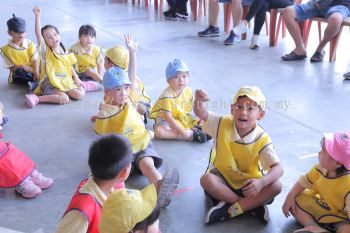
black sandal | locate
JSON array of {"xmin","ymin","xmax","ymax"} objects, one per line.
[
  {"xmin": 281, "ymin": 51, "xmax": 307, "ymax": 61},
  {"xmin": 310, "ymin": 51, "xmax": 325, "ymax": 62}
]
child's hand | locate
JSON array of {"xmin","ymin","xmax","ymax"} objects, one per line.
[
  {"xmin": 75, "ymin": 79, "xmax": 82, "ymax": 87},
  {"xmin": 22, "ymin": 65, "xmax": 33, "ymax": 73},
  {"xmin": 195, "ymin": 89, "xmax": 210, "ymax": 102},
  {"xmin": 282, "ymin": 195, "xmax": 296, "ymax": 218},
  {"xmin": 33, "ymin": 6, "xmax": 41, "ymax": 16},
  {"xmin": 242, "ymin": 179, "xmax": 263, "ymax": 197},
  {"xmin": 124, "ymin": 34, "xmax": 138, "ymax": 53}
]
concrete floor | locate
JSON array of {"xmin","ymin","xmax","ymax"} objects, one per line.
[{"xmin": 0, "ymin": 0, "xmax": 350, "ymax": 232}]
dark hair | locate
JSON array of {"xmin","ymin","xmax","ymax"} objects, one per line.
[
  {"xmin": 88, "ymin": 134, "xmax": 133, "ymax": 180},
  {"xmin": 132, "ymin": 205, "xmax": 160, "ymax": 232},
  {"xmin": 79, "ymin": 24, "xmax": 96, "ymax": 38},
  {"xmin": 41, "ymin": 24, "xmax": 66, "ymax": 52},
  {"xmin": 336, "ymin": 164, "xmax": 348, "ymax": 175}
]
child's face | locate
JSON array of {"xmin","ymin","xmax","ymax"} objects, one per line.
[
  {"xmin": 8, "ymin": 31, "xmax": 26, "ymax": 45},
  {"xmin": 167, "ymin": 71, "xmax": 189, "ymax": 93},
  {"xmin": 231, "ymin": 96, "xmax": 265, "ymax": 137},
  {"xmin": 42, "ymin": 27, "xmax": 61, "ymax": 49},
  {"xmin": 79, "ymin": 34, "xmax": 95, "ymax": 48},
  {"xmin": 318, "ymin": 143, "xmax": 341, "ymax": 172},
  {"xmin": 105, "ymin": 84, "xmax": 130, "ymax": 106}
]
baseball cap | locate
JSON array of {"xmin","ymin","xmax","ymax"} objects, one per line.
[
  {"xmin": 165, "ymin": 59, "xmax": 189, "ymax": 80},
  {"xmin": 99, "ymin": 184, "xmax": 157, "ymax": 233},
  {"xmin": 233, "ymin": 86, "xmax": 266, "ymax": 111},
  {"xmin": 7, "ymin": 14, "xmax": 26, "ymax": 33},
  {"xmin": 105, "ymin": 45, "xmax": 129, "ymax": 70},
  {"xmin": 323, "ymin": 130, "xmax": 350, "ymax": 170},
  {"xmin": 103, "ymin": 67, "xmax": 131, "ymax": 90}
]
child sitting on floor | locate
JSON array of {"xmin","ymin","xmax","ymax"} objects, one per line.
[
  {"xmin": 283, "ymin": 130, "xmax": 350, "ymax": 233},
  {"xmin": 0, "ymin": 14, "xmax": 39, "ymax": 91},
  {"xmin": 70, "ymin": 24, "xmax": 104, "ymax": 83},
  {"xmin": 0, "ymin": 102, "xmax": 53, "ymax": 198},
  {"xmin": 149, "ymin": 59, "xmax": 209, "ymax": 143},
  {"xmin": 194, "ymin": 86, "xmax": 283, "ymax": 224}
]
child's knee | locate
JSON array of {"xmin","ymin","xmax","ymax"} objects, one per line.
[
  {"xmin": 154, "ymin": 125, "xmax": 165, "ymax": 138},
  {"xmin": 270, "ymin": 180, "xmax": 282, "ymax": 196},
  {"xmin": 200, "ymin": 174, "xmax": 214, "ymax": 189}
]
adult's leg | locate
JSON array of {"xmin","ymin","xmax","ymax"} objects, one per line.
[
  {"xmin": 252, "ymin": 1, "xmax": 269, "ymax": 35},
  {"xmin": 209, "ymin": 0, "xmax": 220, "ymax": 26},
  {"xmin": 245, "ymin": 0, "xmax": 266, "ymax": 23},
  {"xmin": 231, "ymin": 0, "xmax": 242, "ymax": 28}
]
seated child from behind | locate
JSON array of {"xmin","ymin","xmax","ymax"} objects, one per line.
[
  {"xmin": 55, "ymin": 134, "xmax": 129, "ymax": 233},
  {"xmin": 0, "ymin": 102, "xmax": 53, "ymax": 199},
  {"xmin": 70, "ymin": 24, "xmax": 104, "ymax": 83},
  {"xmin": 282, "ymin": 131, "xmax": 350, "ymax": 233},
  {"xmin": 94, "ymin": 67, "xmax": 179, "ymax": 208},
  {"xmin": 149, "ymin": 59, "xmax": 210, "ymax": 143},
  {"xmin": 194, "ymin": 86, "xmax": 283, "ymax": 224},
  {"xmin": 0, "ymin": 14, "xmax": 39, "ymax": 91},
  {"xmin": 99, "ymin": 184, "xmax": 161, "ymax": 233}
]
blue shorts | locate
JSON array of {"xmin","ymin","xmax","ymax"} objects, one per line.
[{"xmin": 294, "ymin": 1, "xmax": 350, "ymax": 22}]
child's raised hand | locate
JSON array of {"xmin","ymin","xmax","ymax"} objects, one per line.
[
  {"xmin": 195, "ymin": 89, "xmax": 210, "ymax": 102},
  {"xmin": 124, "ymin": 34, "xmax": 138, "ymax": 53},
  {"xmin": 33, "ymin": 6, "xmax": 41, "ymax": 16}
]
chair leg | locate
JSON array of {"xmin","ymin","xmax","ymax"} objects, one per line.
[
  {"xmin": 317, "ymin": 21, "xmax": 322, "ymax": 43},
  {"xmin": 269, "ymin": 9, "xmax": 277, "ymax": 47},
  {"xmin": 191, "ymin": 0, "xmax": 198, "ymax": 21},
  {"xmin": 265, "ymin": 15, "xmax": 269, "ymax": 35},
  {"xmin": 274, "ymin": 14, "xmax": 283, "ymax": 47},
  {"xmin": 301, "ymin": 19, "xmax": 311, "ymax": 47},
  {"xmin": 329, "ymin": 26, "xmax": 343, "ymax": 62}
]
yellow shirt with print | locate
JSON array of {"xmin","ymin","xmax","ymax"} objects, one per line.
[{"xmin": 70, "ymin": 42, "xmax": 103, "ymax": 73}]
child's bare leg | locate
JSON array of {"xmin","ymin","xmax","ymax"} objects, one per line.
[
  {"xmin": 292, "ymin": 204, "xmax": 322, "ymax": 228},
  {"xmin": 200, "ymin": 173, "xmax": 240, "ymax": 203},
  {"xmin": 138, "ymin": 157, "xmax": 162, "ymax": 185},
  {"xmin": 85, "ymin": 68, "xmax": 102, "ymax": 82},
  {"xmin": 66, "ymin": 87, "xmax": 85, "ymax": 100},
  {"xmin": 39, "ymin": 93, "xmax": 70, "ymax": 105},
  {"xmin": 154, "ymin": 124, "xmax": 191, "ymax": 140},
  {"xmin": 238, "ymin": 180, "xmax": 282, "ymax": 211},
  {"xmin": 337, "ymin": 223, "xmax": 350, "ymax": 233}
]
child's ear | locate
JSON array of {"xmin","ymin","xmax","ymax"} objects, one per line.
[
  {"xmin": 118, "ymin": 164, "xmax": 131, "ymax": 180},
  {"xmin": 257, "ymin": 110, "xmax": 265, "ymax": 120}
]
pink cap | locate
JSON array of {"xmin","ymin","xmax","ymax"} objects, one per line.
[{"xmin": 324, "ymin": 130, "xmax": 350, "ymax": 170}]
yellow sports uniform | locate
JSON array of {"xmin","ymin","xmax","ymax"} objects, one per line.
[
  {"xmin": 35, "ymin": 43, "xmax": 77, "ymax": 95},
  {"xmin": 149, "ymin": 86, "xmax": 196, "ymax": 129},
  {"xmin": 70, "ymin": 42, "xmax": 103, "ymax": 73},
  {"xmin": 296, "ymin": 165, "xmax": 350, "ymax": 224},
  {"xmin": 94, "ymin": 99, "xmax": 151, "ymax": 153},
  {"xmin": 0, "ymin": 39, "xmax": 38, "ymax": 82},
  {"xmin": 133, "ymin": 78, "xmax": 151, "ymax": 108}
]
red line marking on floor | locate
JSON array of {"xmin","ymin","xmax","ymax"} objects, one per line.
[{"xmin": 174, "ymin": 187, "xmax": 194, "ymax": 194}]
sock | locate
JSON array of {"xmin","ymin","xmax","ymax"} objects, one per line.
[
  {"xmin": 233, "ymin": 25, "xmax": 241, "ymax": 35},
  {"xmin": 228, "ymin": 202, "xmax": 244, "ymax": 218}
]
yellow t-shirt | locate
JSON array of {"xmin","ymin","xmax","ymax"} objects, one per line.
[
  {"xmin": 70, "ymin": 42, "xmax": 103, "ymax": 73},
  {"xmin": 149, "ymin": 86, "xmax": 196, "ymax": 129}
]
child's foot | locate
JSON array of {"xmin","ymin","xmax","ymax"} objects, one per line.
[
  {"xmin": 293, "ymin": 225, "xmax": 330, "ymax": 233},
  {"xmin": 25, "ymin": 94, "xmax": 39, "ymax": 108},
  {"xmin": 30, "ymin": 170, "xmax": 53, "ymax": 190},
  {"xmin": 343, "ymin": 72, "xmax": 350, "ymax": 80},
  {"xmin": 205, "ymin": 201, "xmax": 231, "ymax": 223},
  {"xmin": 176, "ymin": 9, "xmax": 188, "ymax": 18},
  {"xmin": 250, "ymin": 204, "xmax": 269, "ymax": 222},
  {"xmin": 81, "ymin": 81, "xmax": 98, "ymax": 92},
  {"xmin": 250, "ymin": 35, "xmax": 260, "ymax": 49},
  {"xmin": 15, "ymin": 177, "xmax": 42, "ymax": 199},
  {"xmin": 163, "ymin": 10, "xmax": 177, "ymax": 20},
  {"xmin": 157, "ymin": 168, "xmax": 179, "ymax": 208}
]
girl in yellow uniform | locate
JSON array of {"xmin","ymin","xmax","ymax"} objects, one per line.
[
  {"xmin": 70, "ymin": 24, "xmax": 103, "ymax": 84},
  {"xmin": 149, "ymin": 59, "xmax": 209, "ymax": 143},
  {"xmin": 283, "ymin": 131, "xmax": 350, "ymax": 233},
  {"xmin": 25, "ymin": 6, "xmax": 89, "ymax": 108}
]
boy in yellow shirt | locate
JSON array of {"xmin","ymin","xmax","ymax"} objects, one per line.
[
  {"xmin": 0, "ymin": 14, "xmax": 39, "ymax": 91},
  {"xmin": 194, "ymin": 86, "xmax": 283, "ymax": 224}
]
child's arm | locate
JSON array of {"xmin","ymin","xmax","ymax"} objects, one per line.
[
  {"xmin": 282, "ymin": 182, "xmax": 305, "ymax": 218},
  {"xmin": 194, "ymin": 89, "xmax": 210, "ymax": 121},
  {"xmin": 96, "ymin": 61, "xmax": 104, "ymax": 81},
  {"xmin": 242, "ymin": 163, "xmax": 283, "ymax": 198},
  {"xmin": 71, "ymin": 67, "xmax": 81, "ymax": 86},
  {"xmin": 33, "ymin": 6, "xmax": 44, "ymax": 46},
  {"xmin": 31, "ymin": 59, "xmax": 40, "ymax": 81},
  {"xmin": 124, "ymin": 34, "xmax": 137, "ymax": 90},
  {"xmin": 162, "ymin": 111, "xmax": 191, "ymax": 139}
]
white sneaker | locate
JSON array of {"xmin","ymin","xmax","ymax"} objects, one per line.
[{"xmin": 250, "ymin": 35, "xmax": 260, "ymax": 49}]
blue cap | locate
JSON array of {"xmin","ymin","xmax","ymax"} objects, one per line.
[
  {"xmin": 103, "ymin": 67, "xmax": 131, "ymax": 90},
  {"xmin": 165, "ymin": 59, "xmax": 189, "ymax": 80},
  {"xmin": 7, "ymin": 14, "xmax": 26, "ymax": 33}
]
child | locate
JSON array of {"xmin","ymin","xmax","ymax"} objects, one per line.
[
  {"xmin": 0, "ymin": 102, "xmax": 53, "ymax": 198},
  {"xmin": 193, "ymin": 86, "xmax": 283, "ymax": 224},
  {"xmin": 55, "ymin": 134, "xmax": 129, "ymax": 233},
  {"xmin": 282, "ymin": 131, "xmax": 350, "ymax": 233},
  {"xmin": 25, "ymin": 6, "xmax": 97, "ymax": 108},
  {"xmin": 149, "ymin": 59, "xmax": 209, "ymax": 143},
  {"xmin": 0, "ymin": 14, "xmax": 39, "ymax": 91},
  {"xmin": 94, "ymin": 67, "xmax": 179, "ymax": 208},
  {"xmin": 103, "ymin": 35, "xmax": 151, "ymax": 121},
  {"xmin": 99, "ymin": 184, "xmax": 161, "ymax": 233},
  {"xmin": 70, "ymin": 24, "xmax": 104, "ymax": 83}
]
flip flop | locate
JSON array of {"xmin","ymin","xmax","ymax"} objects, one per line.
[
  {"xmin": 293, "ymin": 225, "xmax": 330, "ymax": 233},
  {"xmin": 310, "ymin": 51, "xmax": 325, "ymax": 62},
  {"xmin": 281, "ymin": 51, "xmax": 307, "ymax": 61}
]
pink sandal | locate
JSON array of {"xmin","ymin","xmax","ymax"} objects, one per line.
[{"xmin": 294, "ymin": 225, "xmax": 330, "ymax": 233}]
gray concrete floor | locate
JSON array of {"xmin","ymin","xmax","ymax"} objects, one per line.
[{"xmin": 0, "ymin": 0, "xmax": 350, "ymax": 232}]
